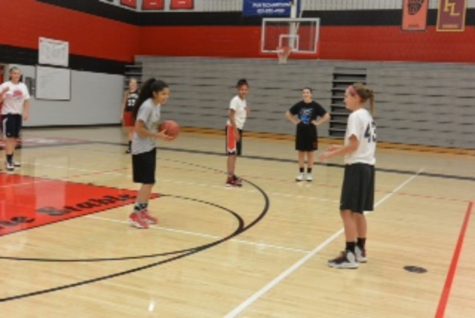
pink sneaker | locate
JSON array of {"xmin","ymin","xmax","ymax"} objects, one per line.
[
  {"xmin": 225, "ymin": 176, "xmax": 242, "ymax": 187},
  {"xmin": 140, "ymin": 210, "xmax": 158, "ymax": 225},
  {"xmin": 129, "ymin": 212, "xmax": 149, "ymax": 229}
]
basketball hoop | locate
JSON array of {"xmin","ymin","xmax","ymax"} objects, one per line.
[{"xmin": 277, "ymin": 46, "xmax": 292, "ymax": 64}]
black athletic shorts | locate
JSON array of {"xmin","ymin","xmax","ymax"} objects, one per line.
[
  {"xmin": 295, "ymin": 123, "xmax": 317, "ymax": 151},
  {"xmin": 132, "ymin": 148, "xmax": 156, "ymax": 184},
  {"xmin": 225, "ymin": 126, "xmax": 243, "ymax": 156},
  {"xmin": 340, "ymin": 163, "xmax": 375, "ymax": 213},
  {"xmin": 1, "ymin": 114, "xmax": 22, "ymax": 139}
]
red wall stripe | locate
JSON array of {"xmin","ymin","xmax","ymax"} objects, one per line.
[
  {"xmin": 139, "ymin": 25, "xmax": 475, "ymax": 63},
  {"xmin": 0, "ymin": 0, "xmax": 138, "ymax": 63},
  {"xmin": 0, "ymin": 1, "xmax": 473, "ymax": 64}
]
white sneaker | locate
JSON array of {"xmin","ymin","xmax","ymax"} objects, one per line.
[
  {"xmin": 355, "ymin": 246, "xmax": 367, "ymax": 263},
  {"xmin": 295, "ymin": 173, "xmax": 305, "ymax": 181},
  {"xmin": 13, "ymin": 161, "xmax": 21, "ymax": 168},
  {"xmin": 328, "ymin": 251, "xmax": 359, "ymax": 269},
  {"xmin": 5, "ymin": 161, "xmax": 14, "ymax": 172},
  {"xmin": 306, "ymin": 174, "xmax": 313, "ymax": 182}
]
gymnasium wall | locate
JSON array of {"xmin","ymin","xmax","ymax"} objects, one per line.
[
  {"xmin": 0, "ymin": 0, "xmax": 138, "ymax": 126},
  {"xmin": 0, "ymin": 0, "xmax": 138, "ymax": 65},
  {"xmin": 138, "ymin": 56, "xmax": 475, "ymax": 149},
  {"xmin": 12, "ymin": 64, "xmax": 123, "ymax": 127},
  {"xmin": 1, "ymin": 0, "xmax": 474, "ymax": 133}
]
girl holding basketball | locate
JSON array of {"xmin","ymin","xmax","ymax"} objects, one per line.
[
  {"xmin": 129, "ymin": 78, "xmax": 174, "ymax": 229},
  {"xmin": 320, "ymin": 83, "xmax": 376, "ymax": 269},
  {"xmin": 0, "ymin": 66, "xmax": 31, "ymax": 172},
  {"xmin": 225, "ymin": 79, "xmax": 249, "ymax": 187},
  {"xmin": 286, "ymin": 87, "xmax": 330, "ymax": 182},
  {"xmin": 122, "ymin": 78, "xmax": 140, "ymax": 153}
]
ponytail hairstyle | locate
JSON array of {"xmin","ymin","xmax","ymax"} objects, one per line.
[
  {"xmin": 350, "ymin": 83, "xmax": 375, "ymax": 115},
  {"xmin": 132, "ymin": 78, "xmax": 168, "ymax": 120},
  {"xmin": 236, "ymin": 78, "xmax": 249, "ymax": 88}
]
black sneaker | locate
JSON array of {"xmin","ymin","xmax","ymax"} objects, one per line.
[{"xmin": 328, "ymin": 251, "xmax": 359, "ymax": 269}]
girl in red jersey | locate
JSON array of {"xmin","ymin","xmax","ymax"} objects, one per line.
[{"xmin": 122, "ymin": 78, "xmax": 139, "ymax": 153}]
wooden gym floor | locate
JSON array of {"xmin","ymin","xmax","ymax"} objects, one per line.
[{"xmin": 0, "ymin": 127, "xmax": 474, "ymax": 318}]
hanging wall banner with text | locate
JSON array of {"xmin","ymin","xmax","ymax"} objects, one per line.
[
  {"xmin": 402, "ymin": 0, "xmax": 429, "ymax": 31},
  {"xmin": 437, "ymin": 0, "xmax": 467, "ymax": 32},
  {"xmin": 243, "ymin": 0, "xmax": 292, "ymax": 17}
]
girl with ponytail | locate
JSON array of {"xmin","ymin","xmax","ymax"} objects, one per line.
[
  {"xmin": 129, "ymin": 78, "xmax": 174, "ymax": 229},
  {"xmin": 321, "ymin": 83, "xmax": 376, "ymax": 269}
]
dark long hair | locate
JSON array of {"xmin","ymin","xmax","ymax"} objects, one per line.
[{"xmin": 132, "ymin": 78, "xmax": 168, "ymax": 120}]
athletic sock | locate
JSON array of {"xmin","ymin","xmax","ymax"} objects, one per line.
[
  {"xmin": 345, "ymin": 242, "xmax": 356, "ymax": 254},
  {"xmin": 299, "ymin": 167, "xmax": 304, "ymax": 173},
  {"xmin": 357, "ymin": 237, "xmax": 366, "ymax": 250},
  {"xmin": 133, "ymin": 203, "xmax": 148, "ymax": 213},
  {"xmin": 307, "ymin": 167, "xmax": 312, "ymax": 174}
]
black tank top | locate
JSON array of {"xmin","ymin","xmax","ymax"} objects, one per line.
[{"xmin": 125, "ymin": 90, "xmax": 139, "ymax": 112}]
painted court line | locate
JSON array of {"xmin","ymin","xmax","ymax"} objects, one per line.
[
  {"xmin": 86, "ymin": 215, "xmax": 311, "ymax": 254},
  {"xmin": 224, "ymin": 168, "xmax": 424, "ymax": 318},
  {"xmin": 435, "ymin": 201, "xmax": 474, "ymax": 318},
  {"xmin": 30, "ymin": 162, "xmax": 339, "ymax": 204}
]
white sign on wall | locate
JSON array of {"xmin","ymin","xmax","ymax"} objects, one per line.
[
  {"xmin": 36, "ymin": 66, "xmax": 71, "ymax": 101},
  {"xmin": 38, "ymin": 37, "xmax": 69, "ymax": 67}
]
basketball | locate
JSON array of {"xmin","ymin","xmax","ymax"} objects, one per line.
[{"xmin": 159, "ymin": 120, "xmax": 180, "ymax": 139}]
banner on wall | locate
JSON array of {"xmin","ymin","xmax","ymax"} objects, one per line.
[
  {"xmin": 120, "ymin": 0, "xmax": 137, "ymax": 9},
  {"xmin": 243, "ymin": 0, "xmax": 292, "ymax": 17},
  {"xmin": 170, "ymin": 0, "xmax": 194, "ymax": 10},
  {"xmin": 402, "ymin": 0, "xmax": 429, "ymax": 31},
  {"xmin": 437, "ymin": 0, "xmax": 467, "ymax": 32},
  {"xmin": 142, "ymin": 0, "xmax": 164, "ymax": 10}
]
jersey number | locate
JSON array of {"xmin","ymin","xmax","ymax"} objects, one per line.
[{"xmin": 364, "ymin": 121, "xmax": 376, "ymax": 143}]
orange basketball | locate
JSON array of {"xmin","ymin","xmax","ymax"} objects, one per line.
[{"xmin": 159, "ymin": 120, "xmax": 180, "ymax": 139}]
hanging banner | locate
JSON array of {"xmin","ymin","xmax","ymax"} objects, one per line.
[
  {"xmin": 402, "ymin": 0, "xmax": 429, "ymax": 31},
  {"xmin": 437, "ymin": 0, "xmax": 467, "ymax": 32},
  {"xmin": 142, "ymin": 0, "xmax": 165, "ymax": 10},
  {"xmin": 243, "ymin": 0, "xmax": 292, "ymax": 17},
  {"xmin": 120, "ymin": 0, "xmax": 137, "ymax": 9},
  {"xmin": 170, "ymin": 0, "xmax": 194, "ymax": 10}
]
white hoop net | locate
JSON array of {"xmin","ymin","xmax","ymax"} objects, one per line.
[{"xmin": 277, "ymin": 46, "xmax": 292, "ymax": 64}]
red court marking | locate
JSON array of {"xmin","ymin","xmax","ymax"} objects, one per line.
[
  {"xmin": 0, "ymin": 173, "xmax": 158, "ymax": 236},
  {"xmin": 0, "ymin": 137, "xmax": 86, "ymax": 149},
  {"xmin": 435, "ymin": 201, "xmax": 474, "ymax": 318}
]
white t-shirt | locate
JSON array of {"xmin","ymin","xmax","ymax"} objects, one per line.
[
  {"xmin": 0, "ymin": 81, "xmax": 30, "ymax": 115},
  {"xmin": 344, "ymin": 108, "xmax": 376, "ymax": 165},
  {"xmin": 226, "ymin": 95, "xmax": 247, "ymax": 129}
]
